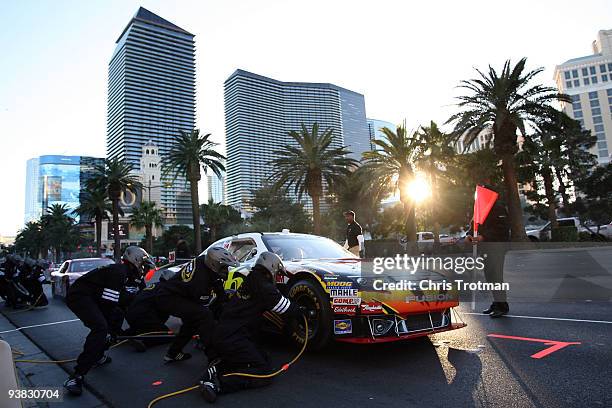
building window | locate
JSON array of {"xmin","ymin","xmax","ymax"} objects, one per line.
[
  {"xmin": 571, "ymin": 94, "xmax": 581, "ymax": 102},
  {"xmin": 574, "ymin": 79, "xmax": 580, "ymax": 87},
  {"xmin": 592, "ymin": 107, "xmax": 601, "ymax": 115},
  {"xmin": 597, "ymin": 141, "xmax": 608, "ymax": 149},
  {"xmin": 597, "ymin": 133, "xmax": 606, "ymax": 141},
  {"xmin": 599, "ymin": 149, "xmax": 609, "ymax": 158},
  {"xmin": 574, "ymin": 110, "xmax": 583, "ymax": 118},
  {"xmin": 595, "ymin": 124, "xmax": 604, "ymax": 132},
  {"xmin": 582, "ymin": 68, "xmax": 589, "ymax": 76},
  {"xmin": 564, "ymin": 71, "xmax": 571, "ymax": 80},
  {"xmin": 602, "ymin": 64, "xmax": 608, "ymax": 73},
  {"xmin": 565, "ymin": 81, "xmax": 572, "ymax": 88},
  {"xmin": 607, "ymin": 89, "xmax": 612, "ymax": 96},
  {"xmin": 572, "ymin": 69, "xmax": 579, "ymax": 78},
  {"xmin": 590, "ymin": 99, "xmax": 600, "ymax": 107},
  {"xmin": 593, "ymin": 116, "xmax": 603, "ymax": 124},
  {"xmin": 584, "ymin": 78, "xmax": 590, "ymax": 85},
  {"xmin": 604, "ymin": 74, "xmax": 609, "ymax": 82},
  {"xmin": 590, "ymin": 66, "xmax": 596, "ymax": 75},
  {"xmin": 592, "ymin": 76, "xmax": 598, "ymax": 84},
  {"xmin": 609, "ymin": 63, "xmax": 612, "ymax": 71},
  {"xmin": 589, "ymin": 91, "xmax": 598, "ymax": 99}
]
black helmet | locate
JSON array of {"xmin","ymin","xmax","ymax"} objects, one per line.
[
  {"xmin": 254, "ymin": 252, "xmax": 285, "ymax": 283},
  {"xmin": 122, "ymin": 246, "xmax": 156, "ymax": 274},
  {"xmin": 204, "ymin": 247, "xmax": 239, "ymax": 278},
  {"xmin": 24, "ymin": 257, "xmax": 36, "ymax": 267}
]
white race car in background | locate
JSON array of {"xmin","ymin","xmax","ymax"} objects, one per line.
[{"xmin": 51, "ymin": 257, "xmax": 115, "ymax": 299}]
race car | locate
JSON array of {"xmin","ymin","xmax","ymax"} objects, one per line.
[
  {"xmin": 51, "ymin": 257, "xmax": 115, "ymax": 299},
  {"xmin": 204, "ymin": 231, "xmax": 466, "ymax": 350}
]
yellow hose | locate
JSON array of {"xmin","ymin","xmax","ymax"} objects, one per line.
[{"xmin": 147, "ymin": 316, "xmax": 309, "ymax": 408}]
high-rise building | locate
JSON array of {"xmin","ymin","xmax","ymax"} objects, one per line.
[
  {"xmin": 138, "ymin": 140, "xmax": 163, "ymax": 208},
  {"xmin": 224, "ymin": 69, "xmax": 369, "ymax": 211},
  {"xmin": 107, "ymin": 7, "xmax": 196, "ymax": 224},
  {"xmin": 367, "ymin": 118, "xmax": 396, "ymax": 150},
  {"xmin": 554, "ymin": 29, "xmax": 612, "ymax": 164},
  {"xmin": 207, "ymin": 170, "xmax": 226, "ymax": 204},
  {"xmin": 23, "ymin": 155, "xmax": 104, "ymax": 224}
]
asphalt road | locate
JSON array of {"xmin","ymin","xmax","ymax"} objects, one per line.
[{"xmin": 2, "ymin": 247, "xmax": 611, "ymax": 408}]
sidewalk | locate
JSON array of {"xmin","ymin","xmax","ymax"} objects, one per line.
[{"xmin": 0, "ymin": 307, "xmax": 107, "ymax": 408}]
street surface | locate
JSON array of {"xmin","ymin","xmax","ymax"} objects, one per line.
[{"xmin": 1, "ymin": 246, "xmax": 611, "ymax": 408}]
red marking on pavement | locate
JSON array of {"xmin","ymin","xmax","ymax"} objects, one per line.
[
  {"xmin": 152, "ymin": 380, "xmax": 163, "ymax": 386},
  {"xmin": 281, "ymin": 364, "xmax": 290, "ymax": 371},
  {"xmin": 488, "ymin": 334, "xmax": 581, "ymax": 359}
]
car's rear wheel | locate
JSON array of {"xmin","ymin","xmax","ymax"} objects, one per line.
[{"xmin": 287, "ymin": 279, "xmax": 333, "ymax": 351}]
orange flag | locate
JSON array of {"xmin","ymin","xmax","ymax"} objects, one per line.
[{"xmin": 473, "ymin": 185, "xmax": 499, "ymax": 235}]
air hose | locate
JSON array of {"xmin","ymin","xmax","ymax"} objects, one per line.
[{"xmin": 147, "ymin": 315, "xmax": 309, "ymax": 408}]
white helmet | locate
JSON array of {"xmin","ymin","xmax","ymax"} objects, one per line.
[
  {"xmin": 254, "ymin": 251, "xmax": 285, "ymax": 282},
  {"xmin": 204, "ymin": 247, "xmax": 239, "ymax": 278}
]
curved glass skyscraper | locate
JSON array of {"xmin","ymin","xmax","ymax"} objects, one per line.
[{"xmin": 107, "ymin": 7, "xmax": 195, "ymax": 224}]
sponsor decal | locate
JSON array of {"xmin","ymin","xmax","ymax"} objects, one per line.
[
  {"xmin": 332, "ymin": 297, "xmax": 361, "ymax": 306},
  {"xmin": 330, "ymin": 288, "xmax": 359, "ymax": 298},
  {"xmin": 333, "ymin": 305, "xmax": 357, "ymax": 314},
  {"xmin": 360, "ymin": 302, "xmax": 384, "ymax": 314},
  {"xmin": 181, "ymin": 260, "xmax": 195, "ymax": 282},
  {"xmin": 275, "ymin": 274, "xmax": 286, "ymax": 284},
  {"xmin": 334, "ymin": 319, "xmax": 353, "ymax": 335},
  {"xmin": 406, "ymin": 293, "xmax": 453, "ymax": 302},
  {"xmin": 326, "ymin": 281, "xmax": 355, "ymax": 288}
]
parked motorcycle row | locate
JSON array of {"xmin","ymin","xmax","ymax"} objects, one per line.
[{"xmin": 0, "ymin": 254, "xmax": 50, "ymax": 310}]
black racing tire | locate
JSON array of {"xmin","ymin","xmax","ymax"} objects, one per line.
[{"xmin": 287, "ymin": 279, "xmax": 333, "ymax": 351}]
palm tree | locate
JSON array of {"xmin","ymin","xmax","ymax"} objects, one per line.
[
  {"xmin": 362, "ymin": 124, "xmax": 420, "ymax": 244},
  {"xmin": 269, "ymin": 123, "xmax": 358, "ymax": 235},
  {"xmin": 15, "ymin": 221, "xmax": 44, "ymax": 258},
  {"xmin": 130, "ymin": 201, "xmax": 164, "ymax": 254},
  {"xmin": 164, "ymin": 129, "xmax": 225, "ymax": 254},
  {"xmin": 87, "ymin": 158, "xmax": 141, "ymax": 261},
  {"xmin": 75, "ymin": 188, "xmax": 111, "ymax": 256},
  {"xmin": 201, "ymin": 200, "xmax": 231, "ymax": 243},
  {"xmin": 41, "ymin": 204, "xmax": 78, "ymax": 262},
  {"xmin": 414, "ymin": 121, "xmax": 456, "ymax": 246},
  {"xmin": 446, "ymin": 58, "xmax": 570, "ymax": 241}
]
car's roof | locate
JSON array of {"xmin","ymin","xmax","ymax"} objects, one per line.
[
  {"xmin": 230, "ymin": 232, "xmax": 325, "ymax": 240},
  {"xmin": 68, "ymin": 258, "xmax": 114, "ymax": 262}
]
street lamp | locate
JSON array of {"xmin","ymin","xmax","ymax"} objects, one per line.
[{"xmin": 142, "ymin": 180, "xmax": 173, "ymax": 202}]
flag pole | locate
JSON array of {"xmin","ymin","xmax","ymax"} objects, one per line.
[{"xmin": 472, "ymin": 228, "xmax": 477, "ymax": 311}]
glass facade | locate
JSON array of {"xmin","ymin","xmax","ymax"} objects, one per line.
[
  {"xmin": 107, "ymin": 7, "xmax": 195, "ymax": 224},
  {"xmin": 23, "ymin": 155, "xmax": 104, "ymax": 224},
  {"xmin": 224, "ymin": 69, "xmax": 369, "ymax": 212},
  {"xmin": 367, "ymin": 118, "xmax": 396, "ymax": 150}
]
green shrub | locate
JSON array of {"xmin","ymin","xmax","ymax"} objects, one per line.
[{"xmin": 551, "ymin": 226, "xmax": 578, "ymax": 242}]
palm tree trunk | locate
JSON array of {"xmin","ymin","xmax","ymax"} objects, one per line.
[
  {"xmin": 190, "ymin": 179, "xmax": 202, "ymax": 254},
  {"xmin": 146, "ymin": 224, "xmax": 153, "ymax": 254},
  {"xmin": 501, "ymin": 153, "xmax": 527, "ymax": 241},
  {"xmin": 543, "ymin": 170, "xmax": 558, "ymax": 229},
  {"xmin": 112, "ymin": 199, "xmax": 121, "ymax": 261},
  {"xmin": 95, "ymin": 215, "xmax": 102, "ymax": 256},
  {"xmin": 312, "ymin": 193, "xmax": 321, "ymax": 235},
  {"xmin": 431, "ymin": 175, "xmax": 440, "ymax": 249}
]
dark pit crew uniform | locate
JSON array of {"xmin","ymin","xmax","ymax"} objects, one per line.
[
  {"xmin": 66, "ymin": 263, "xmax": 144, "ymax": 376},
  {"xmin": 124, "ymin": 282, "xmax": 171, "ymax": 347},
  {"xmin": 346, "ymin": 221, "xmax": 363, "ymax": 257},
  {"xmin": 22, "ymin": 262, "xmax": 48, "ymax": 307},
  {"xmin": 477, "ymin": 196, "xmax": 510, "ymax": 309},
  {"xmin": 1, "ymin": 258, "xmax": 24, "ymax": 307},
  {"xmin": 155, "ymin": 256, "xmax": 224, "ymax": 356},
  {"xmin": 205, "ymin": 264, "xmax": 300, "ymax": 393}
]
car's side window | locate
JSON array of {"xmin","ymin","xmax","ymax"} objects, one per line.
[
  {"xmin": 59, "ymin": 262, "xmax": 68, "ymax": 274},
  {"xmin": 229, "ymin": 239, "xmax": 258, "ymax": 263}
]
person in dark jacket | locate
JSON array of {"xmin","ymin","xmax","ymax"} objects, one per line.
[
  {"xmin": 344, "ymin": 211, "xmax": 364, "ymax": 257},
  {"xmin": 198, "ymin": 251, "xmax": 308, "ymax": 403},
  {"xmin": 63, "ymin": 246, "xmax": 154, "ymax": 396},
  {"xmin": 469, "ymin": 184, "xmax": 511, "ymax": 318},
  {"xmin": 123, "ymin": 282, "xmax": 171, "ymax": 351},
  {"xmin": 155, "ymin": 247, "xmax": 239, "ymax": 362},
  {"xmin": 21, "ymin": 258, "xmax": 49, "ymax": 308}
]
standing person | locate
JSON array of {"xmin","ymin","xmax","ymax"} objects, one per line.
[
  {"xmin": 155, "ymin": 247, "xmax": 238, "ymax": 362},
  {"xmin": 21, "ymin": 258, "xmax": 48, "ymax": 308},
  {"xmin": 198, "ymin": 252, "xmax": 308, "ymax": 403},
  {"xmin": 343, "ymin": 211, "xmax": 364, "ymax": 257},
  {"xmin": 63, "ymin": 246, "xmax": 154, "ymax": 396},
  {"xmin": 470, "ymin": 185, "xmax": 511, "ymax": 318}
]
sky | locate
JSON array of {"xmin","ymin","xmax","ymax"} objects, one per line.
[{"xmin": 1, "ymin": 0, "xmax": 611, "ymax": 236}]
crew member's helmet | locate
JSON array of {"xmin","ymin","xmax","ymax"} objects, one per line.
[
  {"xmin": 122, "ymin": 246, "xmax": 156, "ymax": 274},
  {"xmin": 24, "ymin": 257, "xmax": 36, "ymax": 268},
  {"xmin": 254, "ymin": 252, "xmax": 285, "ymax": 283},
  {"xmin": 204, "ymin": 247, "xmax": 239, "ymax": 278}
]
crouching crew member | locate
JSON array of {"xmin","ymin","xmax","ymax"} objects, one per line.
[
  {"xmin": 63, "ymin": 246, "xmax": 154, "ymax": 396},
  {"xmin": 123, "ymin": 282, "xmax": 171, "ymax": 351},
  {"xmin": 22, "ymin": 258, "xmax": 49, "ymax": 308},
  {"xmin": 155, "ymin": 247, "xmax": 238, "ymax": 362},
  {"xmin": 199, "ymin": 252, "xmax": 308, "ymax": 403}
]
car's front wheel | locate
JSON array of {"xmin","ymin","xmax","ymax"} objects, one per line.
[{"xmin": 287, "ymin": 279, "xmax": 333, "ymax": 351}]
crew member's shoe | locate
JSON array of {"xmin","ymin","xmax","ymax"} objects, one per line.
[
  {"xmin": 482, "ymin": 303, "xmax": 495, "ymax": 314},
  {"xmin": 92, "ymin": 354, "xmax": 112, "ymax": 368},
  {"xmin": 164, "ymin": 351, "xmax": 192, "ymax": 363},
  {"xmin": 489, "ymin": 302, "xmax": 509, "ymax": 318},
  {"xmin": 63, "ymin": 375, "xmax": 84, "ymax": 396},
  {"xmin": 199, "ymin": 365, "xmax": 220, "ymax": 403},
  {"xmin": 128, "ymin": 339, "xmax": 147, "ymax": 353}
]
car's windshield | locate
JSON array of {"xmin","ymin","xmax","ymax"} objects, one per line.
[
  {"xmin": 262, "ymin": 235, "xmax": 356, "ymax": 260},
  {"xmin": 70, "ymin": 259, "xmax": 114, "ymax": 273}
]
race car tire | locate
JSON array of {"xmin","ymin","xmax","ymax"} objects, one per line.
[{"xmin": 288, "ymin": 279, "xmax": 333, "ymax": 351}]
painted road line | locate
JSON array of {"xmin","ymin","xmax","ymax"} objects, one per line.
[
  {"xmin": 0, "ymin": 318, "xmax": 80, "ymax": 334},
  {"xmin": 462, "ymin": 312, "xmax": 612, "ymax": 324},
  {"xmin": 487, "ymin": 334, "xmax": 581, "ymax": 359}
]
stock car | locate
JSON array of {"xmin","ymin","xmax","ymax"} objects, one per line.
[
  {"xmin": 203, "ymin": 231, "xmax": 466, "ymax": 350},
  {"xmin": 51, "ymin": 257, "xmax": 115, "ymax": 298}
]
